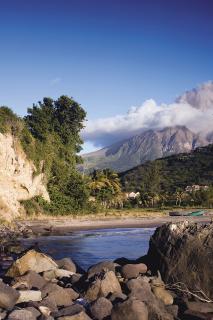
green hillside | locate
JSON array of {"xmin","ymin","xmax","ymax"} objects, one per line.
[{"xmin": 120, "ymin": 144, "xmax": 213, "ymax": 194}]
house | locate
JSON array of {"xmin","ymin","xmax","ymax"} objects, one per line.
[
  {"xmin": 185, "ymin": 185, "xmax": 209, "ymax": 192},
  {"xmin": 126, "ymin": 192, "xmax": 140, "ymax": 199}
]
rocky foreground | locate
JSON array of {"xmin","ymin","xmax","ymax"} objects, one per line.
[{"xmin": 0, "ymin": 222, "xmax": 213, "ymax": 319}]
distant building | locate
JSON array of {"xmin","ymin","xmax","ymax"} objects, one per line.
[
  {"xmin": 185, "ymin": 185, "xmax": 209, "ymax": 192},
  {"xmin": 126, "ymin": 192, "xmax": 140, "ymax": 199}
]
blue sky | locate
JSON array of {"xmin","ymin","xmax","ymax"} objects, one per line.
[{"xmin": 0, "ymin": 0, "xmax": 213, "ymax": 152}]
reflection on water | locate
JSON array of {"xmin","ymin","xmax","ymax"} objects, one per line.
[{"xmin": 21, "ymin": 228, "xmax": 155, "ymax": 271}]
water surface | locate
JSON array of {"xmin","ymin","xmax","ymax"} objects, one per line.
[{"xmin": 21, "ymin": 228, "xmax": 155, "ymax": 270}]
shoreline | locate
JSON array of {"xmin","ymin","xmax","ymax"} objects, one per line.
[{"xmin": 18, "ymin": 215, "xmax": 213, "ymax": 235}]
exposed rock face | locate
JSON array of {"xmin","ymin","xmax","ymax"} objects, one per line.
[
  {"xmin": 146, "ymin": 221, "xmax": 213, "ymax": 298},
  {"xmin": 0, "ymin": 133, "xmax": 49, "ymax": 220}
]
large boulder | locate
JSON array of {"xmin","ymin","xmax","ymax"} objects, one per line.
[
  {"xmin": 41, "ymin": 282, "xmax": 79, "ymax": 307},
  {"xmin": 12, "ymin": 270, "xmax": 47, "ymax": 289},
  {"xmin": 111, "ymin": 298, "xmax": 148, "ymax": 320},
  {"xmin": 121, "ymin": 263, "xmax": 147, "ymax": 279},
  {"xmin": 48, "ymin": 288, "xmax": 78, "ymax": 307},
  {"xmin": 0, "ymin": 281, "xmax": 20, "ymax": 309},
  {"xmin": 126, "ymin": 278, "xmax": 174, "ymax": 320},
  {"xmin": 90, "ymin": 297, "xmax": 113, "ymax": 320},
  {"xmin": 57, "ymin": 258, "xmax": 77, "ymax": 273},
  {"xmin": 146, "ymin": 221, "xmax": 213, "ymax": 298},
  {"xmin": 8, "ymin": 309, "xmax": 37, "ymax": 320},
  {"xmin": 87, "ymin": 261, "xmax": 115, "ymax": 278},
  {"xmin": 85, "ymin": 271, "xmax": 121, "ymax": 302},
  {"xmin": 16, "ymin": 290, "xmax": 42, "ymax": 303},
  {"xmin": 126, "ymin": 278, "xmax": 153, "ymax": 302},
  {"xmin": 52, "ymin": 305, "xmax": 85, "ymax": 318},
  {"xmin": 6, "ymin": 250, "xmax": 58, "ymax": 277}
]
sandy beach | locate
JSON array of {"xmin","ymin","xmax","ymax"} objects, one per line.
[{"xmin": 18, "ymin": 214, "xmax": 213, "ymax": 235}]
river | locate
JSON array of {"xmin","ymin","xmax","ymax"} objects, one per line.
[{"xmin": 20, "ymin": 227, "xmax": 155, "ymax": 271}]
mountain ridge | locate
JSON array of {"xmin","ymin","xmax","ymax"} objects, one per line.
[{"xmin": 81, "ymin": 126, "xmax": 211, "ymax": 172}]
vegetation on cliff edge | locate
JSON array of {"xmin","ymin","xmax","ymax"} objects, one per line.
[{"xmin": 0, "ymin": 97, "xmax": 90, "ymax": 215}]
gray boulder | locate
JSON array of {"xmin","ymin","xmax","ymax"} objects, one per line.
[
  {"xmin": 126, "ymin": 278, "xmax": 174, "ymax": 320},
  {"xmin": 121, "ymin": 263, "xmax": 147, "ymax": 279},
  {"xmin": 12, "ymin": 270, "xmax": 47, "ymax": 290},
  {"xmin": 52, "ymin": 304, "xmax": 85, "ymax": 318},
  {"xmin": 48, "ymin": 288, "xmax": 78, "ymax": 307},
  {"xmin": 8, "ymin": 309, "xmax": 37, "ymax": 320},
  {"xmin": 85, "ymin": 271, "xmax": 121, "ymax": 302},
  {"xmin": 16, "ymin": 290, "xmax": 42, "ymax": 303},
  {"xmin": 90, "ymin": 297, "xmax": 113, "ymax": 320},
  {"xmin": 25, "ymin": 307, "xmax": 41, "ymax": 318},
  {"xmin": 111, "ymin": 298, "xmax": 148, "ymax": 320},
  {"xmin": 57, "ymin": 258, "xmax": 77, "ymax": 273},
  {"xmin": 0, "ymin": 281, "xmax": 20, "ymax": 309},
  {"xmin": 126, "ymin": 278, "xmax": 153, "ymax": 302},
  {"xmin": 87, "ymin": 261, "xmax": 115, "ymax": 278},
  {"xmin": 109, "ymin": 292, "xmax": 127, "ymax": 304},
  {"xmin": 39, "ymin": 296, "xmax": 58, "ymax": 313}
]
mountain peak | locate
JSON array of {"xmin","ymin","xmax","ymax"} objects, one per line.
[{"xmin": 82, "ymin": 126, "xmax": 208, "ymax": 172}]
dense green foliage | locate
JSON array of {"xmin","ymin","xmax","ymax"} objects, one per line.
[
  {"xmin": 23, "ymin": 96, "xmax": 89, "ymax": 214},
  {"xmin": 120, "ymin": 144, "xmax": 213, "ymax": 208},
  {"xmin": 0, "ymin": 107, "xmax": 22, "ymax": 134},
  {"xmin": 0, "ymin": 97, "xmax": 90, "ymax": 215}
]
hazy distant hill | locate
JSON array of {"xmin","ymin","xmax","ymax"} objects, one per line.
[
  {"xmin": 119, "ymin": 144, "xmax": 213, "ymax": 193},
  {"xmin": 81, "ymin": 126, "xmax": 209, "ymax": 172}
]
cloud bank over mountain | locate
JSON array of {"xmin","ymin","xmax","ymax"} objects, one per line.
[{"xmin": 82, "ymin": 82, "xmax": 213, "ymax": 147}]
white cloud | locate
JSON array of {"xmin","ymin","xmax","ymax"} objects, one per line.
[{"xmin": 82, "ymin": 99, "xmax": 213, "ymax": 147}]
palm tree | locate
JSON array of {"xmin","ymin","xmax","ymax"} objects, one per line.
[
  {"xmin": 102, "ymin": 169, "xmax": 121, "ymax": 195},
  {"xmin": 88, "ymin": 170, "xmax": 109, "ymax": 196},
  {"xmin": 88, "ymin": 169, "xmax": 122, "ymax": 208},
  {"xmin": 175, "ymin": 190, "xmax": 185, "ymax": 206}
]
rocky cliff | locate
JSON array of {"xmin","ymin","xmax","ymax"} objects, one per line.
[{"xmin": 0, "ymin": 132, "xmax": 49, "ymax": 220}]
